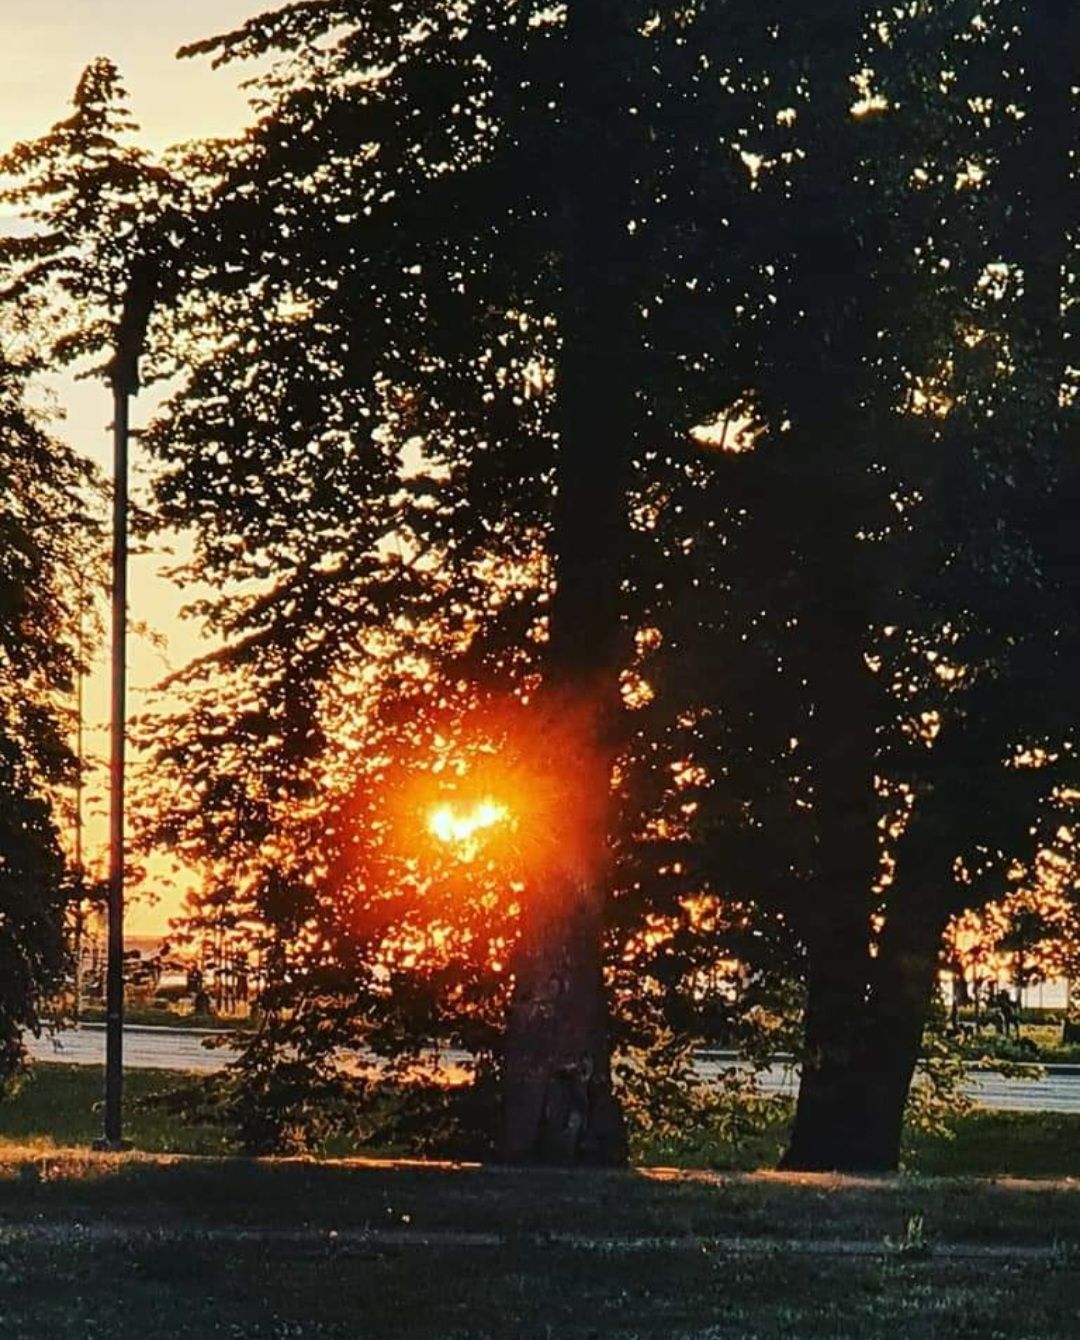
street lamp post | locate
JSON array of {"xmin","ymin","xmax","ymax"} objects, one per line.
[
  {"xmin": 97, "ymin": 262, "xmax": 157, "ymax": 1151},
  {"xmin": 72, "ymin": 570, "xmax": 85, "ymax": 1022}
]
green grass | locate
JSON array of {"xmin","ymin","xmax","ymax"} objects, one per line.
[
  {"xmin": 1, "ymin": 1151, "xmax": 1080, "ymax": 1338},
  {"xmin": 636, "ymin": 1098, "xmax": 1080, "ymax": 1180},
  {"xmin": 907, "ymin": 1110, "xmax": 1080, "ymax": 1178},
  {"xmin": 5, "ymin": 1067, "xmax": 1080, "ymax": 1337},
  {"xmin": 630, "ymin": 1099, "xmax": 792, "ymax": 1171},
  {"xmin": 3, "ymin": 1224, "xmax": 1080, "ymax": 1340},
  {"xmin": 0, "ymin": 1064, "xmax": 233, "ymax": 1155},
  {"xmin": 0, "ymin": 1230, "xmax": 1063, "ymax": 1340},
  {"xmin": 954, "ymin": 1021, "xmax": 1080, "ymax": 1064},
  {"xmin": 55, "ymin": 1005, "xmax": 252, "ymax": 1031},
  {"xmin": 2, "ymin": 1147, "xmax": 1079, "ymax": 1244},
  {"xmin": 10, "ymin": 1063, "xmax": 1080, "ymax": 1179}
]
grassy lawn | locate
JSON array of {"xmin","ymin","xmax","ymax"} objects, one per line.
[
  {"xmin": 0, "ymin": 1066, "xmax": 1080, "ymax": 1329},
  {"xmin": 3, "ymin": 1217, "xmax": 1080, "ymax": 1340},
  {"xmin": 10, "ymin": 1062, "xmax": 1080, "ymax": 1176},
  {"xmin": 2, "ymin": 1149, "xmax": 1080, "ymax": 1338},
  {"xmin": 68, "ymin": 1005, "xmax": 252, "ymax": 1031},
  {"xmin": 3, "ymin": 1066, "xmax": 1080, "ymax": 1337},
  {"xmin": 0, "ymin": 1064, "xmax": 233, "ymax": 1155},
  {"xmin": 908, "ymin": 1110, "xmax": 1080, "ymax": 1177}
]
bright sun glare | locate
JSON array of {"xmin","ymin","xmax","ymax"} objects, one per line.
[{"xmin": 427, "ymin": 799, "xmax": 510, "ymax": 858}]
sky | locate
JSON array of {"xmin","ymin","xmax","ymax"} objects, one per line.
[
  {"xmin": 2, "ymin": 0, "xmax": 269, "ymax": 932},
  {"xmin": 0, "ymin": 1, "xmax": 262, "ymax": 152}
]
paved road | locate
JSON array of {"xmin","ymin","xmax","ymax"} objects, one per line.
[
  {"xmin": 696, "ymin": 1056, "xmax": 1080, "ymax": 1114},
  {"xmin": 26, "ymin": 1026, "xmax": 1080, "ymax": 1113},
  {"xmin": 28, "ymin": 1024, "xmax": 240, "ymax": 1074}
]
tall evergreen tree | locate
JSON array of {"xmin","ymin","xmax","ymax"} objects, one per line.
[
  {"xmin": 0, "ymin": 339, "xmax": 101, "ymax": 1079},
  {"xmin": 0, "ymin": 56, "xmax": 161, "ymax": 1081},
  {"xmin": 0, "ymin": 57, "xmax": 178, "ymax": 376}
]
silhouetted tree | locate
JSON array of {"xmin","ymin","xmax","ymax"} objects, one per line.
[
  {"xmin": 130, "ymin": 0, "xmax": 785, "ymax": 1162},
  {"xmin": 0, "ymin": 342, "xmax": 101, "ymax": 1080},
  {"xmin": 652, "ymin": 0, "xmax": 1080, "ymax": 1171},
  {"xmin": 0, "ymin": 57, "xmax": 179, "ymax": 377}
]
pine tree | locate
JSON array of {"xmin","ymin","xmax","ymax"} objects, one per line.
[
  {"xmin": 0, "ymin": 57, "xmax": 178, "ymax": 376},
  {"xmin": 0, "ymin": 339, "xmax": 102, "ymax": 1079}
]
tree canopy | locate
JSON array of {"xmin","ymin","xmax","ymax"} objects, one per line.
[
  {"xmin": 145, "ymin": 0, "xmax": 1080, "ymax": 1165},
  {"xmin": 2, "ymin": 0, "xmax": 1078, "ymax": 1169},
  {"xmin": 0, "ymin": 338, "xmax": 101, "ymax": 1079}
]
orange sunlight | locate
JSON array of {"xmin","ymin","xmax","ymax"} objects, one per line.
[
  {"xmin": 373, "ymin": 690, "xmax": 614, "ymax": 913},
  {"xmin": 427, "ymin": 799, "xmax": 511, "ymax": 861}
]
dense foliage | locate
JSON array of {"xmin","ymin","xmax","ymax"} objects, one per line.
[
  {"xmin": 128, "ymin": 0, "xmax": 791, "ymax": 1152},
  {"xmin": 0, "ymin": 345, "xmax": 100, "ymax": 1079},
  {"xmin": 2, "ymin": 0, "xmax": 1078, "ymax": 1167},
  {"xmin": 144, "ymin": 0, "xmax": 1080, "ymax": 1162}
]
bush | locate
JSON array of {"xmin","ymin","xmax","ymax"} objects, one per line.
[{"xmin": 614, "ymin": 1030, "xmax": 789, "ymax": 1169}]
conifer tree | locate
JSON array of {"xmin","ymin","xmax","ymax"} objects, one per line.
[{"xmin": 0, "ymin": 344, "xmax": 101, "ymax": 1079}]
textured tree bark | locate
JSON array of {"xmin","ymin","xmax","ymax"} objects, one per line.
[
  {"xmin": 778, "ymin": 935, "xmax": 874, "ymax": 1172},
  {"xmin": 850, "ymin": 903, "xmax": 950, "ymax": 1171},
  {"xmin": 502, "ymin": 880, "xmax": 627, "ymax": 1164},
  {"xmin": 496, "ymin": 356, "xmax": 633, "ymax": 1164},
  {"xmin": 497, "ymin": 0, "xmax": 636, "ymax": 1165},
  {"xmin": 781, "ymin": 904, "xmax": 947, "ymax": 1173}
]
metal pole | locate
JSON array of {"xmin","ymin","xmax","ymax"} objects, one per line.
[
  {"xmin": 94, "ymin": 256, "xmax": 157, "ymax": 1152},
  {"xmin": 100, "ymin": 383, "xmax": 129, "ymax": 1149},
  {"xmin": 73, "ymin": 572, "xmax": 85, "ymax": 1022}
]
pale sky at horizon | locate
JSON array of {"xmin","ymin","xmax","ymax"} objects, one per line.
[
  {"xmin": 2, "ymin": 0, "xmax": 270, "ymax": 933},
  {"xmin": 1, "ymin": 0, "xmax": 263, "ymax": 151}
]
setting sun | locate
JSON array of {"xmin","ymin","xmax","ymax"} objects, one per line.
[{"xmin": 427, "ymin": 799, "xmax": 510, "ymax": 858}]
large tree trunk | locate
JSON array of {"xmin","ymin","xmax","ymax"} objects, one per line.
[
  {"xmin": 497, "ymin": 350, "xmax": 632, "ymax": 1163},
  {"xmin": 498, "ymin": 0, "xmax": 636, "ymax": 1165},
  {"xmin": 782, "ymin": 897, "xmax": 948, "ymax": 1173},
  {"xmin": 783, "ymin": 919, "xmax": 947, "ymax": 1174},
  {"xmin": 851, "ymin": 903, "xmax": 951, "ymax": 1171},
  {"xmin": 502, "ymin": 878, "xmax": 626, "ymax": 1164},
  {"xmin": 779, "ymin": 930, "xmax": 874, "ymax": 1172},
  {"xmin": 780, "ymin": 547, "xmax": 881, "ymax": 1171}
]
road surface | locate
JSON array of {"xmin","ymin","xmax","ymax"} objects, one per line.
[
  {"xmin": 28, "ymin": 1024, "xmax": 239, "ymax": 1074},
  {"xmin": 26, "ymin": 1026, "xmax": 1080, "ymax": 1113},
  {"xmin": 694, "ymin": 1055, "xmax": 1080, "ymax": 1115}
]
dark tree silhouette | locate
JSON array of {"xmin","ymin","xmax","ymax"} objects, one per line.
[
  {"xmin": 0, "ymin": 343, "xmax": 101, "ymax": 1080},
  {"xmin": 7, "ymin": 3, "xmax": 1078, "ymax": 1175},
  {"xmin": 132, "ymin": 1, "xmax": 1080, "ymax": 1168},
  {"xmin": 126, "ymin": 0, "xmax": 772, "ymax": 1162},
  {"xmin": 661, "ymin": 0, "xmax": 1080, "ymax": 1171}
]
